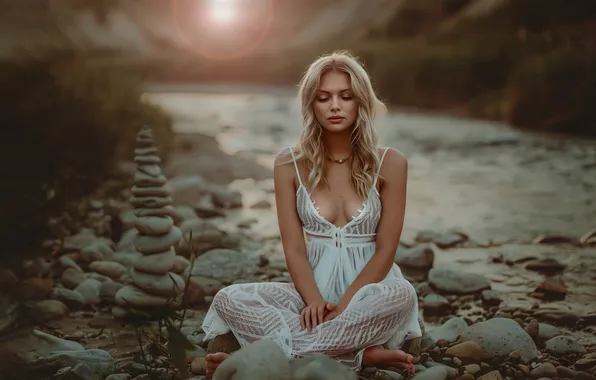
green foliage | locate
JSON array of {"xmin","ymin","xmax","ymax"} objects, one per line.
[
  {"xmin": 505, "ymin": 48, "xmax": 596, "ymax": 135},
  {"xmin": 0, "ymin": 51, "xmax": 174, "ymax": 266}
]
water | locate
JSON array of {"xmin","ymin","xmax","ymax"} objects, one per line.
[{"xmin": 145, "ymin": 84, "xmax": 596, "ymax": 244}]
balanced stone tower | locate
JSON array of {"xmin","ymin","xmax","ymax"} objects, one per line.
[{"xmin": 113, "ymin": 126, "xmax": 184, "ymax": 319}]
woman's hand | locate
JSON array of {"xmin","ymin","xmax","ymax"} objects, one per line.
[
  {"xmin": 322, "ymin": 303, "xmax": 345, "ymax": 322},
  {"xmin": 301, "ymin": 302, "xmax": 336, "ymax": 331}
]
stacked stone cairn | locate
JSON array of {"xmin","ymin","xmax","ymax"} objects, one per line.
[{"xmin": 113, "ymin": 126, "xmax": 185, "ymax": 319}]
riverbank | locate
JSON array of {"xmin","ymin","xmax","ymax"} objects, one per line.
[{"xmin": 1, "ymin": 86, "xmax": 594, "ymax": 380}]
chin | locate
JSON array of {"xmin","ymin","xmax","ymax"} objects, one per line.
[{"xmin": 321, "ymin": 122, "xmax": 353, "ymax": 133}]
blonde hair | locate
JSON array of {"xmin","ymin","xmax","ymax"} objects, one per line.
[{"xmin": 295, "ymin": 50, "xmax": 386, "ymax": 200}]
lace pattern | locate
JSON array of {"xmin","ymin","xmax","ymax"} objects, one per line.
[{"xmin": 201, "ymin": 146, "xmax": 422, "ymax": 371}]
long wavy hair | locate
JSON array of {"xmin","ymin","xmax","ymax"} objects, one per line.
[{"xmin": 295, "ymin": 50, "xmax": 386, "ymax": 200}]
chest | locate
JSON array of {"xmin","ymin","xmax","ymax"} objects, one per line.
[{"xmin": 310, "ymin": 165, "xmax": 368, "ymax": 226}]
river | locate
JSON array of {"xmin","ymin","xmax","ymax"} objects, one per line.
[{"xmin": 144, "ymin": 84, "xmax": 596, "ymax": 245}]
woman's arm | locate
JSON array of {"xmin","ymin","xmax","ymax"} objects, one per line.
[
  {"xmin": 273, "ymin": 148, "xmax": 324, "ymax": 306},
  {"xmin": 336, "ymin": 148, "xmax": 408, "ymax": 311}
]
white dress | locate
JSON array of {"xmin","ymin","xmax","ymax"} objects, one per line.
[{"xmin": 202, "ymin": 147, "xmax": 422, "ymax": 371}]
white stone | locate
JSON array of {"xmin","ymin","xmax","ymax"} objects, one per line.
[{"xmin": 133, "ymin": 248, "xmax": 176, "ymax": 274}]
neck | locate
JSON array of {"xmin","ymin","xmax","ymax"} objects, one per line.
[{"xmin": 322, "ymin": 129, "xmax": 352, "ymax": 160}]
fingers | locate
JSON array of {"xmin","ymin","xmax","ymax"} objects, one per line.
[
  {"xmin": 317, "ymin": 304, "xmax": 325, "ymax": 324},
  {"xmin": 326, "ymin": 303, "xmax": 336, "ymax": 311},
  {"xmin": 310, "ymin": 307, "xmax": 318, "ymax": 331}
]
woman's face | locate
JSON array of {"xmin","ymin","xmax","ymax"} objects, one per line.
[{"xmin": 313, "ymin": 70, "xmax": 358, "ymax": 133}]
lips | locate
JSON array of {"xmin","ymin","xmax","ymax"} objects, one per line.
[{"xmin": 327, "ymin": 116, "xmax": 344, "ymax": 121}]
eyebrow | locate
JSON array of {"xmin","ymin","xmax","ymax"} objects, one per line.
[{"xmin": 317, "ymin": 88, "xmax": 352, "ymax": 94}]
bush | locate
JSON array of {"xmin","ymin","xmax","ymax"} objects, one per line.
[
  {"xmin": 505, "ymin": 48, "xmax": 596, "ymax": 136},
  {"xmin": 0, "ymin": 51, "xmax": 174, "ymax": 266},
  {"xmin": 365, "ymin": 41, "xmax": 515, "ymax": 109}
]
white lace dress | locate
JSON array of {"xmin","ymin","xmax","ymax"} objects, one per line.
[{"xmin": 202, "ymin": 147, "xmax": 422, "ymax": 371}]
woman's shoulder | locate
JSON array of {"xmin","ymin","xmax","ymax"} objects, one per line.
[{"xmin": 378, "ymin": 146, "xmax": 407, "ymax": 165}]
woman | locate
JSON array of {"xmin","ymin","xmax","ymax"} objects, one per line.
[{"xmin": 201, "ymin": 50, "xmax": 421, "ymax": 377}]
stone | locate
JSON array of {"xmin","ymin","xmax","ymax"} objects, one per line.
[
  {"xmin": 99, "ymin": 281, "xmax": 123, "ymax": 301},
  {"xmin": 132, "ymin": 248, "xmax": 176, "ymax": 274},
  {"xmin": 133, "ymin": 206, "xmax": 178, "ymax": 218},
  {"xmin": 188, "ymin": 249, "xmax": 258, "ymax": 285},
  {"xmin": 129, "ymin": 268, "xmax": 184, "ymax": 297},
  {"xmin": 428, "ymin": 317, "xmax": 468, "ymax": 344},
  {"xmin": 395, "ymin": 244, "xmax": 434, "ymax": 269},
  {"xmin": 422, "ymin": 294, "xmax": 451, "ymax": 315},
  {"xmin": 524, "ymin": 259, "xmax": 566, "ymax": 274},
  {"xmin": 134, "ymin": 171, "xmax": 167, "ymax": 187},
  {"xmin": 114, "ymin": 285, "xmax": 172, "ymax": 308},
  {"xmin": 134, "ymin": 226, "xmax": 182, "ymax": 254},
  {"xmin": 135, "ymin": 147, "xmax": 158, "ymax": 156},
  {"xmin": 105, "ymin": 374, "xmax": 132, "ymax": 380},
  {"xmin": 445, "ymin": 341, "xmax": 484, "ymax": 361},
  {"xmin": 36, "ymin": 349, "xmax": 114, "ymax": 376},
  {"xmin": 412, "ymin": 366, "xmax": 448, "ymax": 380},
  {"xmin": 429, "ymin": 268, "xmax": 491, "ymax": 294},
  {"xmin": 533, "ymin": 276, "xmax": 567, "ymax": 300},
  {"xmin": 212, "ymin": 339, "xmax": 290, "ymax": 380},
  {"xmin": 130, "ymin": 196, "xmax": 173, "ymax": 209},
  {"xmin": 530, "ymin": 363, "xmax": 557, "ymax": 379},
  {"xmin": 131, "ymin": 184, "xmax": 171, "ymax": 198},
  {"xmin": 477, "ymin": 370, "xmax": 502, "ymax": 380},
  {"xmin": 89, "ymin": 261, "xmax": 128, "ymax": 279},
  {"xmin": 134, "ymin": 155, "xmax": 161, "ymax": 165},
  {"xmin": 74, "ymin": 279, "xmax": 102, "ymax": 305},
  {"xmin": 537, "ymin": 323, "xmax": 560, "ymax": 341},
  {"xmin": 458, "ymin": 318, "xmax": 539, "ymax": 363},
  {"xmin": 545, "ymin": 336, "xmax": 587, "ymax": 355},
  {"xmin": 481, "ymin": 290, "xmax": 502, "ymax": 306},
  {"xmin": 290, "ymin": 354, "xmax": 358, "ymax": 380},
  {"xmin": 137, "ymin": 164, "xmax": 162, "ymax": 177},
  {"xmin": 49, "ymin": 287, "xmax": 85, "ymax": 310},
  {"xmin": 32, "ymin": 300, "xmax": 69, "ymax": 321},
  {"xmin": 134, "ymin": 216, "xmax": 174, "ymax": 235},
  {"xmin": 211, "ymin": 187, "xmax": 242, "ymax": 209}
]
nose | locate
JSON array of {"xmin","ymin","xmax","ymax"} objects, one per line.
[{"xmin": 330, "ymin": 96, "xmax": 341, "ymax": 112}]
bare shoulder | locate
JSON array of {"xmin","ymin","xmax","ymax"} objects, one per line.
[{"xmin": 378, "ymin": 147, "xmax": 408, "ymax": 181}]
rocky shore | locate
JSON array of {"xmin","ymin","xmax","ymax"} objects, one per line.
[{"xmin": 1, "ymin": 88, "xmax": 595, "ymax": 380}]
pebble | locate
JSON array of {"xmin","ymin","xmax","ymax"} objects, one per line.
[{"xmin": 530, "ymin": 362, "xmax": 557, "ymax": 378}]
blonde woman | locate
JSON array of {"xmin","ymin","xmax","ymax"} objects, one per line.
[{"xmin": 201, "ymin": 50, "xmax": 421, "ymax": 377}]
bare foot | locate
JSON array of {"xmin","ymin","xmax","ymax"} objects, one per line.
[
  {"xmin": 362, "ymin": 346, "xmax": 415, "ymax": 375},
  {"xmin": 205, "ymin": 352, "xmax": 231, "ymax": 378}
]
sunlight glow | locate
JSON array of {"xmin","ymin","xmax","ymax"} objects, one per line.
[{"xmin": 210, "ymin": 0, "xmax": 237, "ymax": 24}]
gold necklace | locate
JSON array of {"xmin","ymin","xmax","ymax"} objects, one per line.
[{"xmin": 328, "ymin": 154, "xmax": 350, "ymax": 164}]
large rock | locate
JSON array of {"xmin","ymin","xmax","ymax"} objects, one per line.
[
  {"xmin": 187, "ymin": 249, "xmax": 258, "ymax": 285},
  {"xmin": 458, "ymin": 318, "xmax": 539, "ymax": 363},
  {"xmin": 290, "ymin": 354, "xmax": 358, "ymax": 380},
  {"xmin": 429, "ymin": 268, "xmax": 491, "ymax": 294},
  {"xmin": 213, "ymin": 339, "xmax": 291, "ymax": 380}
]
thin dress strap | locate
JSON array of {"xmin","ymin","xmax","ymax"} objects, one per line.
[
  {"xmin": 289, "ymin": 146, "xmax": 304, "ymax": 188},
  {"xmin": 373, "ymin": 147, "xmax": 391, "ymax": 188}
]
